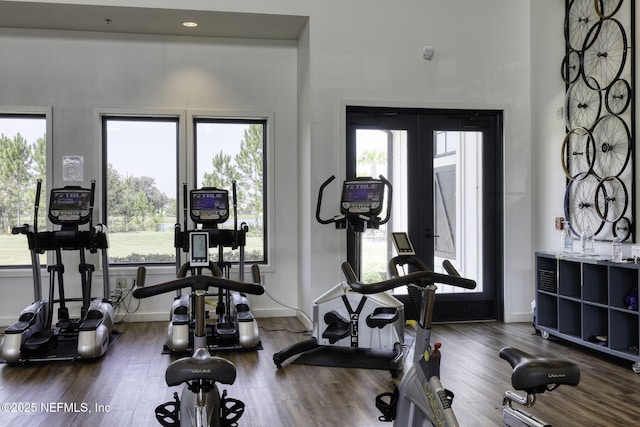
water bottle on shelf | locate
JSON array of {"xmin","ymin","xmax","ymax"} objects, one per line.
[
  {"xmin": 581, "ymin": 225, "xmax": 595, "ymax": 255},
  {"xmin": 612, "ymin": 237, "xmax": 623, "ymax": 262},
  {"xmin": 562, "ymin": 221, "xmax": 573, "ymax": 253}
]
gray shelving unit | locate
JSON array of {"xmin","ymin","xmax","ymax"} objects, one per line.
[{"xmin": 535, "ymin": 251, "xmax": 640, "ymax": 373}]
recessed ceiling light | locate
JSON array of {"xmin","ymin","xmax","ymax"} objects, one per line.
[{"xmin": 182, "ymin": 21, "xmax": 198, "ymax": 28}]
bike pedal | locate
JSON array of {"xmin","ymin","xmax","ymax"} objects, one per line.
[
  {"xmin": 221, "ymin": 390, "xmax": 245, "ymax": 426},
  {"xmin": 155, "ymin": 393, "xmax": 180, "ymax": 427},
  {"xmin": 375, "ymin": 386, "xmax": 399, "ymax": 422}
]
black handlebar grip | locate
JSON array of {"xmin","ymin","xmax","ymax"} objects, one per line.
[
  {"xmin": 136, "ymin": 266, "xmax": 146, "ymax": 287},
  {"xmin": 132, "ymin": 265, "xmax": 265, "ymax": 300},
  {"xmin": 251, "ymin": 264, "xmax": 261, "ymax": 285},
  {"xmin": 316, "ymin": 175, "xmax": 337, "ymax": 224},
  {"xmin": 377, "ymin": 174, "xmax": 393, "ymax": 225},
  {"xmin": 342, "ymin": 259, "xmax": 477, "ymax": 293},
  {"xmin": 442, "ymin": 260, "xmax": 459, "ymax": 277}
]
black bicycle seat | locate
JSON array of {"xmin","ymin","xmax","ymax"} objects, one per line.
[
  {"xmin": 499, "ymin": 347, "xmax": 580, "ymax": 394},
  {"xmin": 165, "ymin": 348, "xmax": 237, "ymax": 387}
]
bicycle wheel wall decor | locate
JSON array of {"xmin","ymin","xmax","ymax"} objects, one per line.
[{"xmin": 562, "ymin": 0, "xmax": 635, "ymax": 242}]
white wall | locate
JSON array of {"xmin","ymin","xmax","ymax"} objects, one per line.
[
  {"xmin": 0, "ymin": 29, "xmax": 299, "ymax": 322},
  {"xmin": 303, "ymin": 0, "xmax": 533, "ymax": 323},
  {"xmin": 0, "ymin": 0, "xmax": 540, "ymax": 325},
  {"xmin": 530, "ymin": 0, "xmax": 568, "ymax": 255}
]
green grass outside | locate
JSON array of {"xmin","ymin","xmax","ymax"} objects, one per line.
[
  {"xmin": 0, "ymin": 231, "xmax": 265, "ymax": 267},
  {"xmin": 1, "ymin": 231, "xmax": 388, "ymax": 280}
]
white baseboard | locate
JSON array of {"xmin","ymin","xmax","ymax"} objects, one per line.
[
  {"xmin": 504, "ymin": 312, "xmax": 534, "ymax": 323},
  {"xmin": 0, "ymin": 308, "xmax": 299, "ymax": 327},
  {"xmin": 1, "ymin": 310, "xmax": 530, "ymax": 328}
]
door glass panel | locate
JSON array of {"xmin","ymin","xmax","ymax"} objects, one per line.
[
  {"xmin": 347, "ymin": 106, "xmax": 502, "ymax": 322},
  {"xmin": 355, "ymin": 129, "xmax": 407, "ymax": 283},
  {"xmin": 433, "ymin": 131, "xmax": 482, "ymax": 294}
]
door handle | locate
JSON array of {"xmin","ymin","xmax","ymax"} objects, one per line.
[{"xmin": 425, "ymin": 230, "xmax": 439, "ymax": 238}]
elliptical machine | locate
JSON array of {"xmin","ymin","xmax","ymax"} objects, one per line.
[
  {"xmin": 165, "ymin": 182, "xmax": 261, "ymax": 353},
  {"xmin": 133, "ymin": 240, "xmax": 264, "ymax": 426},
  {"xmin": 1, "ymin": 180, "xmax": 116, "ymax": 363},
  {"xmin": 273, "ymin": 175, "xmax": 406, "ymax": 376}
]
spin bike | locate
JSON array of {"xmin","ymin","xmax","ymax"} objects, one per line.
[
  {"xmin": 166, "ymin": 182, "xmax": 261, "ymax": 353},
  {"xmin": 1, "ymin": 180, "xmax": 116, "ymax": 363},
  {"xmin": 343, "ymin": 232, "xmax": 581, "ymax": 427},
  {"xmin": 132, "ymin": 244, "xmax": 264, "ymax": 427},
  {"xmin": 273, "ymin": 175, "xmax": 406, "ymax": 376}
]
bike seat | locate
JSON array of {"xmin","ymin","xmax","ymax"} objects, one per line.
[
  {"xmin": 165, "ymin": 348, "xmax": 237, "ymax": 387},
  {"xmin": 499, "ymin": 347, "xmax": 580, "ymax": 393}
]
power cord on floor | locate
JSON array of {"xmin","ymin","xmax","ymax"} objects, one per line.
[
  {"xmin": 109, "ymin": 276, "xmax": 311, "ymax": 334},
  {"xmin": 260, "ymin": 286, "xmax": 312, "ymax": 335},
  {"xmin": 111, "ymin": 279, "xmax": 141, "ymax": 324}
]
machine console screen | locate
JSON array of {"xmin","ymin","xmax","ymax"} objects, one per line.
[
  {"xmin": 340, "ymin": 180, "xmax": 384, "ymax": 215},
  {"xmin": 49, "ymin": 188, "xmax": 92, "ymax": 224},
  {"xmin": 392, "ymin": 232, "xmax": 416, "ymax": 256},
  {"xmin": 189, "ymin": 231, "xmax": 210, "ymax": 267},
  {"xmin": 190, "ymin": 189, "xmax": 230, "ymax": 224}
]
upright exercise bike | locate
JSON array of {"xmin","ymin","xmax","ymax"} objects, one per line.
[
  {"xmin": 1, "ymin": 180, "xmax": 116, "ymax": 363},
  {"xmin": 133, "ymin": 236, "xmax": 264, "ymax": 427},
  {"xmin": 273, "ymin": 175, "xmax": 406, "ymax": 376},
  {"xmin": 344, "ymin": 232, "xmax": 581, "ymax": 426},
  {"xmin": 166, "ymin": 182, "xmax": 261, "ymax": 353}
]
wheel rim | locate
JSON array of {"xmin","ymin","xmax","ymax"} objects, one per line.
[{"xmin": 565, "ymin": 172, "xmax": 606, "ymax": 236}]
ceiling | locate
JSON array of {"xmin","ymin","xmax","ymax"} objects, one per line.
[{"xmin": 0, "ymin": 1, "xmax": 308, "ymax": 40}]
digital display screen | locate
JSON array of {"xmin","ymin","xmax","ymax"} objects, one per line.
[
  {"xmin": 189, "ymin": 232, "xmax": 209, "ymax": 266},
  {"xmin": 340, "ymin": 180, "xmax": 384, "ymax": 215},
  {"xmin": 392, "ymin": 232, "xmax": 415, "ymax": 255},
  {"xmin": 49, "ymin": 188, "xmax": 92, "ymax": 225},
  {"xmin": 50, "ymin": 190, "xmax": 91, "ymax": 210},
  {"xmin": 190, "ymin": 189, "xmax": 230, "ymax": 224},
  {"xmin": 191, "ymin": 191, "xmax": 228, "ymax": 211},
  {"xmin": 342, "ymin": 182, "xmax": 383, "ymax": 203}
]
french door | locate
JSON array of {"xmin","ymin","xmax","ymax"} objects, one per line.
[{"xmin": 346, "ymin": 106, "xmax": 503, "ymax": 321}]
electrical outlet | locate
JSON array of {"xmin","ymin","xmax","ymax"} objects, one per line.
[
  {"xmin": 116, "ymin": 277, "xmax": 128, "ymax": 288},
  {"xmin": 555, "ymin": 217, "xmax": 564, "ymax": 231}
]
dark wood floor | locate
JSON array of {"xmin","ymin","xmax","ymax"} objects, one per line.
[{"xmin": 1, "ymin": 318, "xmax": 640, "ymax": 426}]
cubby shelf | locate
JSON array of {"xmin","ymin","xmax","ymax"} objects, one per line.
[{"xmin": 535, "ymin": 252, "xmax": 640, "ymax": 373}]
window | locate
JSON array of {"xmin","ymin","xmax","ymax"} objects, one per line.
[
  {"xmin": 0, "ymin": 114, "xmax": 47, "ymax": 267},
  {"xmin": 351, "ymin": 129, "xmax": 407, "ymax": 283},
  {"xmin": 102, "ymin": 116, "xmax": 178, "ymax": 264},
  {"xmin": 194, "ymin": 118, "xmax": 267, "ymax": 263},
  {"xmin": 102, "ymin": 114, "xmax": 269, "ymax": 267},
  {"xmin": 435, "ymin": 130, "xmax": 457, "ymax": 157}
]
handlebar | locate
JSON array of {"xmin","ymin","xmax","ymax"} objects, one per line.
[
  {"xmin": 12, "ymin": 225, "xmax": 29, "ymax": 235},
  {"xmin": 378, "ymin": 175, "xmax": 392, "ymax": 226},
  {"xmin": 341, "ymin": 256, "xmax": 476, "ymax": 295},
  {"xmin": 132, "ymin": 264, "xmax": 264, "ymax": 299},
  {"xmin": 316, "ymin": 175, "xmax": 339, "ymax": 225},
  {"xmin": 315, "ymin": 174, "xmax": 393, "ymax": 226}
]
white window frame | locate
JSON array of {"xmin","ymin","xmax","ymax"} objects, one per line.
[
  {"xmin": 0, "ymin": 106, "xmax": 52, "ymax": 274},
  {"xmin": 187, "ymin": 110, "xmax": 275, "ymax": 271},
  {"xmin": 98, "ymin": 108, "xmax": 275, "ymax": 275}
]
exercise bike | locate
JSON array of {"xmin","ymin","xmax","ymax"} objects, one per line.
[
  {"xmin": 273, "ymin": 175, "xmax": 406, "ymax": 376},
  {"xmin": 132, "ymin": 238, "xmax": 264, "ymax": 427},
  {"xmin": 1, "ymin": 180, "xmax": 116, "ymax": 363},
  {"xmin": 166, "ymin": 182, "xmax": 261, "ymax": 353},
  {"xmin": 343, "ymin": 232, "xmax": 581, "ymax": 426}
]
